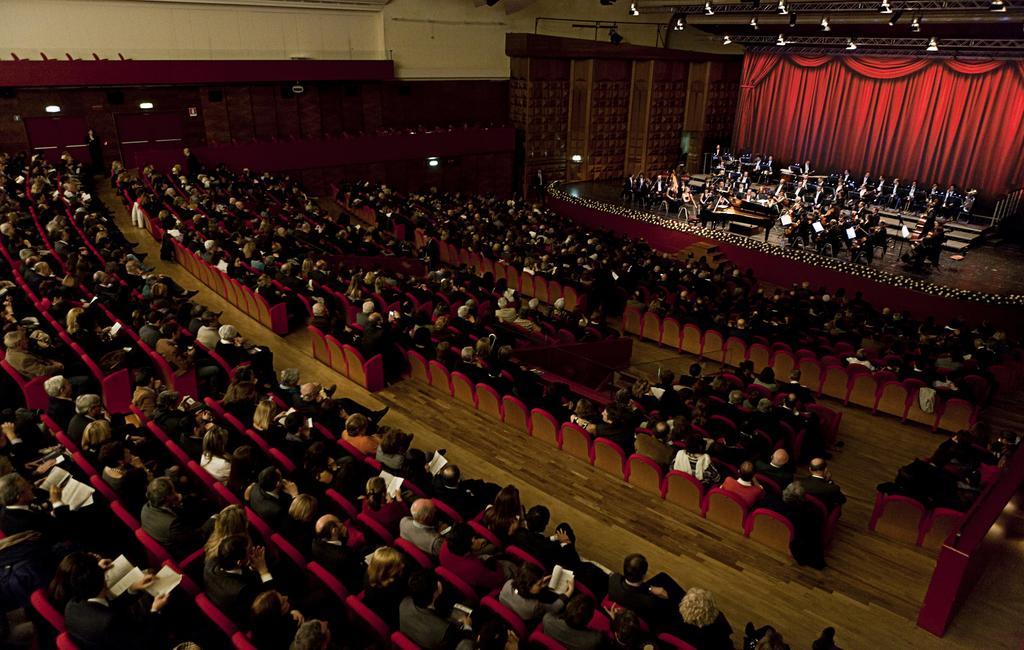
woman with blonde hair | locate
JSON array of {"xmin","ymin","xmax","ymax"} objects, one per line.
[
  {"xmin": 81, "ymin": 419, "xmax": 112, "ymax": 459},
  {"xmin": 283, "ymin": 494, "xmax": 318, "ymax": 554},
  {"xmin": 204, "ymin": 504, "xmax": 249, "ymax": 562},
  {"xmin": 363, "ymin": 546, "xmax": 407, "ymax": 626},
  {"xmin": 251, "ymin": 399, "xmax": 279, "ymax": 435},
  {"xmin": 672, "ymin": 588, "xmax": 733, "ymax": 650},
  {"xmin": 65, "ymin": 307, "xmax": 85, "ymax": 335}
]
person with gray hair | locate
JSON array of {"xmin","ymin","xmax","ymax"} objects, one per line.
[
  {"xmin": 399, "ymin": 499, "xmax": 443, "ymax": 556},
  {"xmin": 774, "ymin": 479, "xmax": 827, "ymax": 570},
  {"xmin": 3, "ymin": 329, "xmax": 63, "ymax": 379},
  {"xmin": 43, "ymin": 375, "xmax": 76, "ymax": 430},
  {"xmin": 215, "ymin": 323, "xmax": 276, "ymax": 385},
  {"xmin": 356, "ymin": 300, "xmax": 375, "ymax": 328},
  {"xmin": 141, "ymin": 476, "xmax": 201, "ymax": 556},
  {"xmin": 0, "ymin": 473, "xmax": 68, "ymax": 542},
  {"xmin": 67, "ymin": 394, "xmax": 104, "ymax": 445},
  {"xmin": 290, "ymin": 619, "xmax": 330, "ymax": 650}
]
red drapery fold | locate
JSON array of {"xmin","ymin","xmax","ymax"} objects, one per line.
[{"xmin": 734, "ymin": 54, "xmax": 1024, "ymax": 198}]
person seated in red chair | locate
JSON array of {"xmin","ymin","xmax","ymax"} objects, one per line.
[
  {"xmin": 399, "ymin": 569, "xmax": 469, "ymax": 649},
  {"xmin": 721, "ymin": 461, "xmax": 765, "ymax": 510},
  {"xmin": 438, "ymin": 523, "xmax": 507, "ymax": 596},
  {"xmin": 606, "ymin": 554, "xmax": 684, "ymax": 630},
  {"xmin": 803, "ymin": 458, "xmax": 847, "ymax": 511}
]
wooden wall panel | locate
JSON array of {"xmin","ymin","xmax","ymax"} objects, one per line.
[
  {"xmin": 565, "ymin": 59, "xmax": 592, "ymax": 183},
  {"xmin": 645, "ymin": 60, "xmax": 688, "ymax": 174},
  {"xmin": 200, "ymin": 87, "xmax": 230, "ymax": 144},
  {"xmin": 624, "ymin": 60, "xmax": 653, "ymax": 177},
  {"xmin": 274, "ymin": 90, "xmax": 301, "ymax": 140},
  {"xmin": 226, "ymin": 87, "xmax": 255, "ymax": 143},
  {"xmin": 587, "ymin": 60, "xmax": 630, "ymax": 181},
  {"xmin": 297, "ymin": 86, "xmax": 323, "ymax": 140}
]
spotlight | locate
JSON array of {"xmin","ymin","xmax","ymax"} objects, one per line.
[
  {"xmin": 139, "ymin": 101, "xmax": 154, "ymax": 110},
  {"xmin": 609, "ymin": 28, "xmax": 624, "ymax": 44},
  {"xmin": 820, "ymin": 16, "xmax": 831, "ymax": 31},
  {"xmin": 990, "ymin": 0, "xmax": 1006, "ymax": 11},
  {"xmin": 777, "ymin": 0, "xmax": 788, "ymax": 15},
  {"xmin": 776, "ymin": 33, "xmax": 788, "ymax": 45},
  {"xmin": 723, "ymin": 34, "xmax": 732, "ymax": 44},
  {"xmin": 789, "ymin": 12, "xmax": 797, "ymax": 27},
  {"xmin": 571, "ymin": 154, "xmax": 583, "ymax": 163},
  {"xmin": 911, "ymin": 16, "xmax": 921, "ymax": 31},
  {"xmin": 888, "ymin": 9, "xmax": 903, "ymax": 25},
  {"xmin": 45, "ymin": 105, "xmax": 61, "ymax": 113},
  {"xmin": 878, "ymin": 0, "xmax": 892, "ymax": 13},
  {"xmin": 750, "ymin": 16, "xmax": 759, "ymax": 28},
  {"xmin": 629, "ymin": 2, "xmax": 639, "ymax": 16},
  {"xmin": 427, "ymin": 157, "xmax": 440, "ymax": 167},
  {"xmin": 704, "ymin": 2, "xmax": 715, "ymax": 15},
  {"xmin": 846, "ymin": 38, "xmax": 858, "ymax": 49},
  {"xmin": 927, "ymin": 36, "xmax": 938, "ymax": 51},
  {"xmin": 674, "ymin": 16, "xmax": 686, "ymax": 30}
]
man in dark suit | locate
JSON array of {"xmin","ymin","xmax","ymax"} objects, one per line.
[
  {"xmin": 606, "ymin": 554, "xmax": 683, "ymax": 628},
  {"xmin": 754, "ymin": 449, "xmax": 794, "ymax": 490},
  {"xmin": 64, "ymin": 556, "xmax": 169, "ymax": 650},
  {"xmin": 0, "ymin": 473, "xmax": 69, "ymax": 543},
  {"xmin": 44, "ymin": 375, "xmax": 76, "ymax": 431},
  {"xmin": 399, "ymin": 569, "xmax": 466, "ymax": 649},
  {"xmin": 311, "ymin": 514, "xmax": 363, "ymax": 592},
  {"xmin": 140, "ymin": 477, "xmax": 201, "ymax": 557},
  {"xmin": 204, "ymin": 534, "xmax": 274, "ymax": 621},
  {"xmin": 248, "ymin": 466, "xmax": 298, "ymax": 528},
  {"xmin": 803, "ymin": 458, "xmax": 847, "ymax": 510},
  {"xmin": 430, "ymin": 465, "xmax": 480, "ymax": 520},
  {"xmin": 67, "ymin": 394, "xmax": 104, "ymax": 445}
]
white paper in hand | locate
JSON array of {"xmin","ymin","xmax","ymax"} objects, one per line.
[
  {"xmin": 846, "ymin": 227, "xmax": 857, "ymax": 239},
  {"xmin": 216, "ymin": 260, "xmax": 229, "ymax": 272},
  {"xmin": 105, "ymin": 555, "xmax": 146, "ymax": 597},
  {"xmin": 379, "ymin": 470, "xmax": 404, "ymax": 498},
  {"xmin": 145, "ymin": 565, "xmax": 182, "ymax": 597},
  {"xmin": 548, "ymin": 565, "xmax": 574, "ymax": 595},
  {"xmin": 427, "ymin": 452, "xmax": 448, "ymax": 476},
  {"xmin": 812, "ymin": 221, "xmax": 825, "ymax": 233}
]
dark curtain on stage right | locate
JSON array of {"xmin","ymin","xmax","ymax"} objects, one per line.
[{"xmin": 733, "ymin": 54, "xmax": 1024, "ymax": 200}]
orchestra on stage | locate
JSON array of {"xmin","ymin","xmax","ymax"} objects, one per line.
[{"xmin": 620, "ymin": 145, "xmax": 977, "ymax": 271}]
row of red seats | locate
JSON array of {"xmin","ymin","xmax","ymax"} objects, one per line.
[
  {"xmin": 622, "ymin": 310, "xmax": 1011, "ymax": 433},
  {"xmin": 868, "ymin": 494, "xmax": 967, "ymax": 551}
]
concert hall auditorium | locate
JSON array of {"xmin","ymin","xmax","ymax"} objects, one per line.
[{"xmin": 1, "ymin": 0, "xmax": 1023, "ymax": 648}]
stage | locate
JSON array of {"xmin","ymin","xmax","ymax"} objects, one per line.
[{"xmin": 561, "ymin": 180, "xmax": 1024, "ymax": 299}]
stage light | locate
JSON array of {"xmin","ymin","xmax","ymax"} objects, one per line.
[
  {"xmin": 427, "ymin": 157, "xmax": 440, "ymax": 167},
  {"xmin": 750, "ymin": 16, "xmax": 759, "ymax": 28},
  {"xmin": 629, "ymin": 2, "xmax": 639, "ymax": 16},
  {"xmin": 723, "ymin": 34, "xmax": 732, "ymax": 44},
  {"xmin": 789, "ymin": 12, "xmax": 798, "ymax": 26},
  {"xmin": 927, "ymin": 36, "xmax": 939, "ymax": 51},
  {"xmin": 990, "ymin": 0, "xmax": 1006, "ymax": 11},
  {"xmin": 888, "ymin": 9, "xmax": 903, "ymax": 25},
  {"xmin": 571, "ymin": 154, "xmax": 583, "ymax": 163},
  {"xmin": 820, "ymin": 16, "xmax": 831, "ymax": 31},
  {"xmin": 674, "ymin": 16, "xmax": 686, "ymax": 30},
  {"xmin": 846, "ymin": 38, "xmax": 857, "ymax": 49},
  {"xmin": 777, "ymin": 0, "xmax": 788, "ymax": 15},
  {"xmin": 609, "ymin": 28, "xmax": 624, "ymax": 43},
  {"xmin": 776, "ymin": 33, "xmax": 788, "ymax": 45},
  {"xmin": 911, "ymin": 16, "xmax": 921, "ymax": 31},
  {"xmin": 139, "ymin": 101, "xmax": 154, "ymax": 109},
  {"xmin": 704, "ymin": 2, "xmax": 715, "ymax": 15},
  {"xmin": 44, "ymin": 105, "xmax": 61, "ymax": 113},
  {"xmin": 878, "ymin": 0, "xmax": 893, "ymax": 13}
]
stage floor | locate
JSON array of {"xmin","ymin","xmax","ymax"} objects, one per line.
[{"xmin": 564, "ymin": 181, "xmax": 1024, "ymax": 298}]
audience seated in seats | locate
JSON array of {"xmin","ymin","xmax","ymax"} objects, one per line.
[
  {"xmin": 363, "ymin": 546, "xmax": 408, "ymax": 627},
  {"xmin": 771, "ymin": 481, "xmax": 826, "ymax": 570},
  {"xmin": 755, "ymin": 449, "xmax": 795, "ymax": 490},
  {"xmin": 669, "ymin": 587, "xmax": 733, "ymax": 650},
  {"xmin": 43, "ymin": 375, "xmax": 76, "ymax": 431},
  {"xmin": 203, "ymin": 533, "xmax": 274, "ymax": 621},
  {"xmin": 282, "ymin": 493, "xmax": 318, "ymax": 555},
  {"xmin": 802, "ymin": 459, "xmax": 847, "ymax": 511},
  {"xmin": 498, "ymin": 561, "xmax": 570, "ymax": 623},
  {"xmin": 400, "ymin": 569, "xmax": 468, "ymax": 649},
  {"xmin": 672, "ymin": 434, "xmax": 722, "ymax": 488},
  {"xmin": 432, "ymin": 464, "xmax": 482, "ymax": 520},
  {"xmin": 362, "ymin": 475, "xmax": 409, "ymax": 535},
  {"xmin": 400, "ymin": 498, "xmax": 445, "ymax": 556},
  {"xmin": 438, "ymin": 523, "xmax": 507, "ymax": 595},
  {"xmin": 62, "ymin": 552, "xmax": 171, "ymax": 650},
  {"xmin": 607, "ymin": 553, "xmax": 684, "ymax": 629},
  {"xmin": 67, "ymin": 394, "xmax": 104, "ymax": 445},
  {"xmin": 311, "ymin": 514, "xmax": 364, "ymax": 591},
  {"xmin": 199, "ymin": 426, "xmax": 232, "ymax": 483},
  {"xmin": 722, "ymin": 461, "xmax": 765, "ymax": 510},
  {"xmin": 290, "ymin": 619, "xmax": 331, "ymax": 650},
  {"xmin": 140, "ymin": 476, "xmax": 203, "ymax": 558},
  {"xmin": 341, "ymin": 413, "xmax": 378, "ymax": 455},
  {"xmin": 249, "ymin": 589, "xmax": 302, "ymax": 650},
  {"xmin": 542, "ymin": 593, "xmax": 603, "ymax": 650},
  {"xmin": 246, "ymin": 466, "xmax": 299, "ymax": 528},
  {"xmin": 481, "ymin": 485, "xmax": 525, "ymax": 544}
]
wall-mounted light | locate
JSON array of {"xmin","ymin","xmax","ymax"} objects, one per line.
[
  {"xmin": 45, "ymin": 105, "xmax": 61, "ymax": 113},
  {"xmin": 571, "ymin": 154, "xmax": 583, "ymax": 163},
  {"xmin": 427, "ymin": 157, "xmax": 440, "ymax": 167},
  {"xmin": 723, "ymin": 34, "xmax": 732, "ymax": 45},
  {"xmin": 139, "ymin": 101, "xmax": 154, "ymax": 110}
]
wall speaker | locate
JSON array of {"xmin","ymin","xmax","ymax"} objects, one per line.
[{"xmin": 208, "ymin": 90, "xmax": 223, "ymax": 103}]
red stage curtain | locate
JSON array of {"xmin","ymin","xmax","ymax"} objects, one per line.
[{"xmin": 733, "ymin": 54, "xmax": 1024, "ymax": 199}]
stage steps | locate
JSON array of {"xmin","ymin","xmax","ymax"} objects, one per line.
[{"xmin": 677, "ymin": 241, "xmax": 727, "ymax": 268}]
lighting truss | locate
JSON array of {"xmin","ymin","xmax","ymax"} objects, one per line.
[{"xmin": 735, "ymin": 35, "xmax": 1024, "ymax": 54}]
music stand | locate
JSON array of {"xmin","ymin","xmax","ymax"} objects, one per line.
[{"xmin": 896, "ymin": 216, "xmax": 911, "ymax": 259}]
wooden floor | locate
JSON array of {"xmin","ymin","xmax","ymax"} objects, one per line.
[{"xmin": 103, "ymin": 185, "xmax": 1024, "ymax": 650}]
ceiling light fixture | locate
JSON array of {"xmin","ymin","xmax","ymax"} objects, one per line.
[
  {"xmin": 846, "ymin": 38, "xmax": 858, "ymax": 49},
  {"xmin": 820, "ymin": 16, "xmax": 831, "ymax": 31},
  {"xmin": 704, "ymin": 2, "xmax": 715, "ymax": 15},
  {"xmin": 990, "ymin": 0, "xmax": 1006, "ymax": 11},
  {"xmin": 139, "ymin": 101, "xmax": 154, "ymax": 110},
  {"xmin": 776, "ymin": 33, "xmax": 788, "ymax": 45},
  {"xmin": 927, "ymin": 36, "xmax": 939, "ymax": 51},
  {"xmin": 674, "ymin": 16, "xmax": 686, "ymax": 30},
  {"xmin": 910, "ymin": 16, "xmax": 921, "ymax": 31},
  {"xmin": 723, "ymin": 34, "xmax": 732, "ymax": 44},
  {"xmin": 750, "ymin": 16, "xmax": 759, "ymax": 28},
  {"xmin": 878, "ymin": 0, "xmax": 893, "ymax": 14},
  {"xmin": 45, "ymin": 105, "xmax": 61, "ymax": 113},
  {"xmin": 629, "ymin": 2, "xmax": 639, "ymax": 16},
  {"xmin": 888, "ymin": 9, "xmax": 903, "ymax": 25},
  {"xmin": 777, "ymin": 0, "xmax": 789, "ymax": 15}
]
